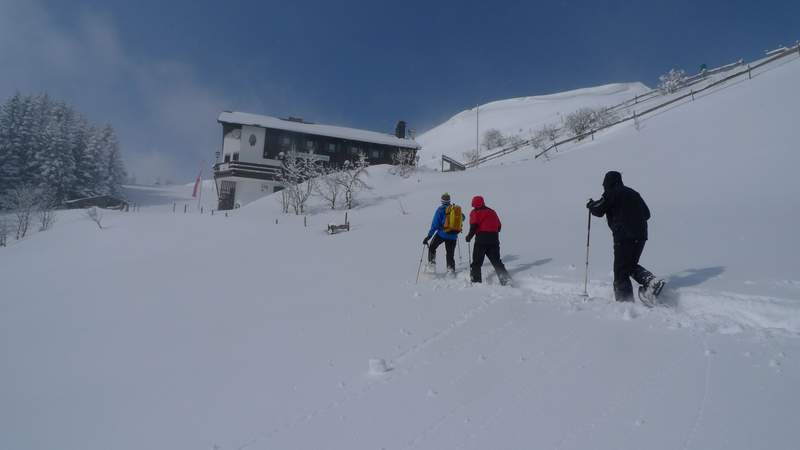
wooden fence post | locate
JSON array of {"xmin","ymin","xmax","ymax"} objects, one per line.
[
  {"xmin": 173, "ymin": 202, "xmax": 176, "ymax": 213},
  {"xmin": 691, "ymin": 89, "xmax": 694, "ymax": 101},
  {"xmin": 748, "ymin": 65, "xmax": 752, "ymax": 79},
  {"xmin": 304, "ymin": 216, "xmax": 307, "ymax": 227},
  {"xmin": 184, "ymin": 204, "xmax": 187, "ymax": 213},
  {"xmin": 345, "ymin": 212, "xmax": 349, "ymax": 226}
]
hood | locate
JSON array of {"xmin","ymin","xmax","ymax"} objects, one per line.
[
  {"xmin": 603, "ymin": 171, "xmax": 623, "ymax": 191},
  {"xmin": 471, "ymin": 195, "xmax": 485, "ymax": 208}
]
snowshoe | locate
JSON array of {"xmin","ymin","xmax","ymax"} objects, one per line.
[
  {"xmin": 446, "ymin": 268, "xmax": 456, "ymax": 278},
  {"xmin": 424, "ymin": 262, "xmax": 436, "ymax": 274},
  {"xmin": 638, "ymin": 279, "xmax": 666, "ymax": 307}
]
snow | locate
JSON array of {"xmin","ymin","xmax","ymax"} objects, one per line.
[
  {"xmin": 2, "ymin": 54, "xmax": 800, "ymax": 450},
  {"xmin": 219, "ymin": 111, "xmax": 420, "ymax": 149},
  {"xmin": 416, "ymin": 82, "xmax": 650, "ymax": 166}
]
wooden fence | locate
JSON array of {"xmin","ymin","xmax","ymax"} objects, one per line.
[{"xmin": 534, "ymin": 43, "xmax": 800, "ymax": 159}]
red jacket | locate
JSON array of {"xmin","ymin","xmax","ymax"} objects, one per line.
[{"xmin": 466, "ymin": 196, "xmax": 501, "ymax": 243}]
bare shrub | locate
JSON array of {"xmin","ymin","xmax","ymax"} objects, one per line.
[
  {"xmin": 336, "ymin": 152, "xmax": 371, "ymax": 209},
  {"xmin": 314, "ymin": 168, "xmax": 345, "ymax": 210},
  {"xmin": 389, "ymin": 150, "xmax": 419, "ymax": 178},
  {"xmin": 38, "ymin": 208, "xmax": 57, "ymax": 232},
  {"xmin": 658, "ymin": 68, "xmax": 687, "ymax": 94},
  {"xmin": 0, "ymin": 217, "xmax": 9, "ymax": 247},
  {"xmin": 482, "ymin": 128, "xmax": 506, "ymax": 150},
  {"xmin": 2, "ymin": 184, "xmax": 40, "ymax": 240},
  {"xmin": 564, "ymin": 107, "xmax": 619, "ymax": 138},
  {"xmin": 86, "ymin": 207, "xmax": 104, "ymax": 229},
  {"xmin": 279, "ymin": 151, "xmax": 322, "ymax": 215},
  {"xmin": 564, "ymin": 108, "xmax": 595, "ymax": 137}
]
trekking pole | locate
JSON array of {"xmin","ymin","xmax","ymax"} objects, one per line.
[
  {"xmin": 415, "ymin": 243, "xmax": 427, "ymax": 285},
  {"xmin": 582, "ymin": 208, "xmax": 591, "ymax": 297},
  {"xmin": 457, "ymin": 238, "xmax": 463, "ymax": 263}
]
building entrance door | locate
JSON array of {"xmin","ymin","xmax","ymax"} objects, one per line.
[{"xmin": 219, "ymin": 180, "xmax": 236, "ymax": 210}]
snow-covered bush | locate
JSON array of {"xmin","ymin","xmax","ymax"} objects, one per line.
[
  {"xmin": 482, "ymin": 129, "xmax": 506, "ymax": 150},
  {"xmin": 279, "ymin": 151, "xmax": 322, "ymax": 215},
  {"xmin": 658, "ymin": 68, "xmax": 687, "ymax": 94},
  {"xmin": 85, "ymin": 207, "xmax": 103, "ymax": 230},
  {"xmin": 535, "ymin": 123, "xmax": 560, "ymax": 144},
  {"xmin": 336, "ymin": 153, "xmax": 370, "ymax": 210},
  {"xmin": 564, "ymin": 108, "xmax": 595, "ymax": 137},
  {"xmin": 564, "ymin": 107, "xmax": 618, "ymax": 138},
  {"xmin": 389, "ymin": 150, "xmax": 419, "ymax": 178},
  {"xmin": 314, "ymin": 168, "xmax": 345, "ymax": 210}
]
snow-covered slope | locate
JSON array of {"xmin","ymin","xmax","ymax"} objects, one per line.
[
  {"xmin": 2, "ymin": 56, "xmax": 800, "ymax": 450},
  {"xmin": 417, "ymin": 82, "xmax": 650, "ymax": 166}
]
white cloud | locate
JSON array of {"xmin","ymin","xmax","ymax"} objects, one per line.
[{"xmin": 0, "ymin": 0, "xmax": 237, "ymax": 183}]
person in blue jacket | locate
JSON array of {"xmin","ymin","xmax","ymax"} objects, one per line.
[{"xmin": 422, "ymin": 193, "xmax": 462, "ymax": 274}]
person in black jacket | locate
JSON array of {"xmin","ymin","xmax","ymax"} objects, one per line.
[{"xmin": 587, "ymin": 171, "xmax": 664, "ymax": 303}]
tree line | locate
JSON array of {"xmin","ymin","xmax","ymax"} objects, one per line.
[{"xmin": 0, "ymin": 93, "xmax": 127, "ymax": 208}]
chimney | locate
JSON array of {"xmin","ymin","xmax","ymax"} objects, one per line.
[{"xmin": 395, "ymin": 120, "xmax": 407, "ymax": 139}]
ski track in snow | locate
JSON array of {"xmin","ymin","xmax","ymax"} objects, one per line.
[{"xmin": 681, "ymin": 338, "xmax": 713, "ymax": 450}]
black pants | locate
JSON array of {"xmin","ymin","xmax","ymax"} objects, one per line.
[
  {"xmin": 613, "ymin": 239, "xmax": 654, "ymax": 301},
  {"xmin": 470, "ymin": 243, "xmax": 510, "ymax": 284},
  {"xmin": 429, "ymin": 234, "xmax": 457, "ymax": 271}
]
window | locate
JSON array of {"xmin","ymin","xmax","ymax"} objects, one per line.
[
  {"xmin": 328, "ymin": 142, "xmax": 337, "ymax": 153},
  {"xmin": 350, "ymin": 145, "xmax": 360, "ymax": 155},
  {"xmin": 224, "ymin": 154, "xmax": 231, "ymax": 163},
  {"xmin": 371, "ymin": 149, "xmax": 381, "ymax": 159},
  {"xmin": 305, "ymin": 139, "xmax": 316, "ymax": 151},
  {"xmin": 273, "ymin": 185, "xmax": 284, "ymax": 193},
  {"xmin": 232, "ymin": 152, "xmax": 239, "ymax": 161}
]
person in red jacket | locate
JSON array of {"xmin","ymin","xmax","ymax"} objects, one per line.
[{"xmin": 465, "ymin": 196, "xmax": 511, "ymax": 286}]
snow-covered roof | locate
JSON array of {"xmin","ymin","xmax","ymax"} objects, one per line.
[{"xmin": 218, "ymin": 111, "xmax": 420, "ymax": 149}]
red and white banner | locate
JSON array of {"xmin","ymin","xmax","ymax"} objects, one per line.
[{"xmin": 192, "ymin": 170, "xmax": 202, "ymax": 198}]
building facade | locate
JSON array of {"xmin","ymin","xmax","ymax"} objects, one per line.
[{"xmin": 213, "ymin": 111, "xmax": 420, "ymax": 210}]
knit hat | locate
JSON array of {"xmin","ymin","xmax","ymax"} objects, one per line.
[{"xmin": 441, "ymin": 193, "xmax": 451, "ymax": 204}]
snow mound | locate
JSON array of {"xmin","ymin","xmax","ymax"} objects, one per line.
[{"xmin": 417, "ymin": 82, "xmax": 650, "ymax": 166}]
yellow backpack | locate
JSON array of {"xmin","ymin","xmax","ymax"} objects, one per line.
[{"xmin": 443, "ymin": 204, "xmax": 463, "ymax": 233}]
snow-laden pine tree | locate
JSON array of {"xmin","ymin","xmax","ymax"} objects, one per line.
[
  {"xmin": 0, "ymin": 93, "xmax": 126, "ymax": 208},
  {"xmin": 101, "ymin": 125, "xmax": 126, "ymax": 197}
]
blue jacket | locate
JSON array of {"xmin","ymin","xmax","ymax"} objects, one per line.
[{"xmin": 427, "ymin": 204, "xmax": 462, "ymax": 241}]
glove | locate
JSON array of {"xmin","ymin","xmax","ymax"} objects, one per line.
[
  {"xmin": 585, "ymin": 198, "xmax": 595, "ymax": 209},
  {"xmin": 465, "ymin": 235, "xmax": 472, "ymax": 243},
  {"xmin": 423, "ymin": 236, "xmax": 430, "ymax": 246}
]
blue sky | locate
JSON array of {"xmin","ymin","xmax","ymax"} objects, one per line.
[{"xmin": 1, "ymin": 0, "xmax": 798, "ymax": 181}]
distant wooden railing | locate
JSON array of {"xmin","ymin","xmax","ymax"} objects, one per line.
[
  {"xmin": 441, "ymin": 154, "xmax": 466, "ymax": 171},
  {"xmin": 534, "ymin": 43, "xmax": 800, "ymax": 159}
]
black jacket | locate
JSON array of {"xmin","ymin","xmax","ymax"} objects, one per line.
[{"xmin": 589, "ymin": 173, "xmax": 650, "ymax": 242}]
